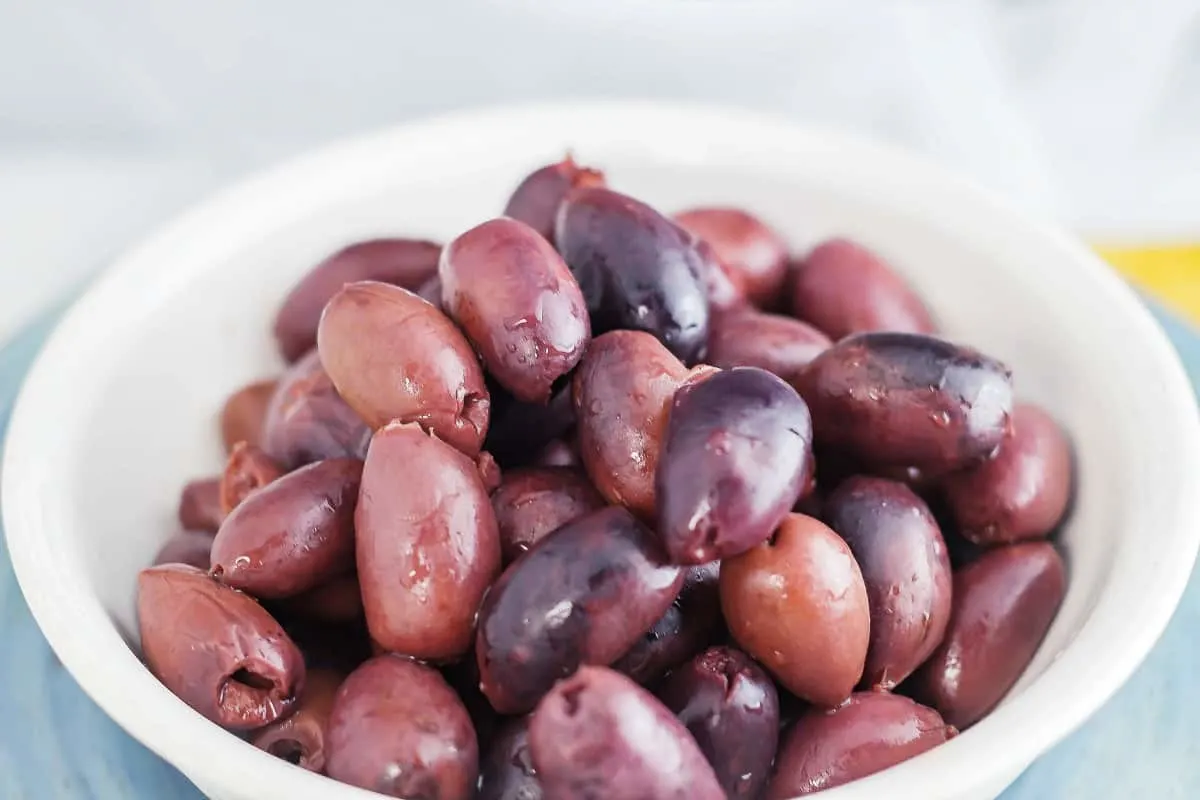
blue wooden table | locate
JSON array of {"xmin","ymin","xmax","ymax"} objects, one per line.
[{"xmin": 1, "ymin": 304, "xmax": 1197, "ymax": 799}]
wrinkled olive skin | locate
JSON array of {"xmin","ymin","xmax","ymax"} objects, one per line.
[
  {"xmin": 275, "ymin": 575, "xmax": 364, "ymax": 624},
  {"xmin": 556, "ymin": 187, "xmax": 710, "ymax": 363},
  {"xmin": 528, "ymin": 666, "xmax": 725, "ymax": 800},
  {"xmin": 789, "ymin": 238, "xmax": 936, "ymax": 340},
  {"xmin": 823, "ymin": 476, "xmax": 953, "ymax": 689},
  {"xmin": 941, "ymin": 403, "xmax": 1074, "ymax": 545},
  {"xmin": 211, "ymin": 458, "xmax": 362, "ymax": 599},
  {"xmin": 476, "ymin": 506, "xmax": 683, "ymax": 714},
  {"xmin": 913, "ymin": 542, "xmax": 1066, "ymax": 729},
  {"xmin": 441, "ymin": 218, "xmax": 591, "ymax": 403},
  {"xmin": 674, "ymin": 207, "xmax": 790, "ymax": 307},
  {"xmin": 657, "ymin": 367, "xmax": 814, "ymax": 564},
  {"xmin": 795, "ymin": 332, "xmax": 1014, "ymax": 474},
  {"xmin": 326, "ymin": 655, "xmax": 478, "ymax": 799},
  {"xmin": 657, "ymin": 646, "xmax": 780, "ymax": 798},
  {"xmin": 137, "ymin": 564, "xmax": 305, "ymax": 730},
  {"xmin": 612, "ymin": 561, "xmax": 721, "ymax": 686},
  {"xmin": 220, "ymin": 379, "xmax": 277, "ymax": 453},
  {"xmin": 152, "ymin": 530, "xmax": 214, "ymax": 571},
  {"xmin": 766, "ymin": 692, "xmax": 955, "ymax": 797},
  {"xmin": 478, "ymin": 716, "xmax": 543, "ymax": 800},
  {"xmin": 317, "ymin": 281, "xmax": 490, "ymax": 455},
  {"xmin": 486, "ymin": 385, "xmax": 577, "ymax": 469},
  {"xmin": 357, "ymin": 422, "xmax": 501, "ymax": 661},
  {"xmin": 721, "ymin": 513, "xmax": 870, "ymax": 707},
  {"xmin": 218, "ymin": 442, "xmax": 284, "ymax": 516},
  {"xmin": 178, "ymin": 477, "xmax": 223, "ymax": 533},
  {"xmin": 504, "ymin": 156, "xmax": 605, "ymax": 245},
  {"xmin": 491, "ymin": 467, "xmax": 606, "ymax": 563},
  {"xmin": 262, "ymin": 349, "xmax": 372, "ymax": 470},
  {"xmin": 274, "ymin": 238, "xmax": 441, "ymax": 362},
  {"xmin": 573, "ymin": 331, "xmax": 689, "ymax": 519},
  {"xmin": 250, "ymin": 667, "xmax": 343, "ymax": 772},
  {"xmin": 706, "ymin": 308, "xmax": 831, "ymax": 383}
]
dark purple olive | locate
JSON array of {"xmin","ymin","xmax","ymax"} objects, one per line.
[
  {"xmin": 657, "ymin": 367, "xmax": 814, "ymax": 564},
  {"xmin": 178, "ymin": 477, "xmax": 223, "ymax": 533},
  {"xmin": 528, "ymin": 666, "xmax": 724, "ymax": 799},
  {"xmin": 795, "ymin": 332, "xmax": 1013, "ymax": 474},
  {"xmin": 912, "ymin": 542, "xmax": 1066, "ymax": 729},
  {"xmin": 485, "ymin": 385, "xmax": 577, "ymax": 469},
  {"xmin": 766, "ymin": 692, "xmax": 955, "ymax": 797},
  {"xmin": 674, "ymin": 207, "xmax": 790, "ymax": 308},
  {"xmin": 477, "ymin": 716, "xmax": 543, "ymax": 800},
  {"xmin": 706, "ymin": 308, "xmax": 831, "ymax": 382},
  {"xmin": 491, "ymin": 467, "xmax": 606, "ymax": 563},
  {"xmin": 250, "ymin": 667, "xmax": 342, "ymax": 772},
  {"xmin": 152, "ymin": 531, "xmax": 213, "ymax": 570},
  {"xmin": 556, "ymin": 186, "xmax": 710, "ymax": 363},
  {"xmin": 475, "ymin": 506, "xmax": 683, "ymax": 714},
  {"xmin": 504, "ymin": 156, "xmax": 605, "ymax": 244},
  {"xmin": 657, "ymin": 646, "xmax": 780, "ymax": 799},
  {"xmin": 218, "ymin": 442, "xmax": 284, "ymax": 516},
  {"xmin": 823, "ymin": 476, "xmax": 952, "ymax": 689}
]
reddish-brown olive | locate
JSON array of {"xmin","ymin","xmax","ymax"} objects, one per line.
[
  {"xmin": 491, "ymin": 467, "xmax": 606, "ymax": 563},
  {"xmin": 504, "ymin": 156, "xmax": 605, "ymax": 244},
  {"xmin": 250, "ymin": 667, "xmax": 343, "ymax": 772},
  {"xmin": 220, "ymin": 379, "xmax": 277, "ymax": 453},
  {"xmin": 152, "ymin": 531, "xmax": 214, "ymax": 571},
  {"xmin": 177, "ymin": 477, "xmax": 223, "ymax": 533},
  {"xmin": 674, "ymin": 207, "xmax": 790, "ymax": 307},
  {"xmin": 706, "ymin": 307, "xmax": 831, "ymax": 383},
  {"xmin": 218, "ymin": 442, "xmax": 284, "ymax": 516}
]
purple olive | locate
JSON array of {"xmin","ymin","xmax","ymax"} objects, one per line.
[
  {"xmin": 674, "ymin": 207, "xmax": 790, "ymax": 308},
  {"xmin": 477, "ymin": 716, "xmax": 543, "ymax": 800},
  {"xmin": 250, "ymin": 667, "xmax": 342, "ymax": 772},
  {"xmin": 504, "ymin": 156, "xmax": 605, "ymax": 244},
  {"xmin": 491, "ymin": 467, "xmax": 606, "ymax": 563},
  {"xmin": 218, "ymin": 442, "xmax": 284, "ymax": 516},
  {"xmin": 152, "ymin": 531, "xmax": 214, "ymax": 571},
  {"xmin": 178, "ymin": 477, "xmax": 223, "ymax": 533},
  {"xmin": 706, "ymin": 307, "xmax": 831, "ymax": 383}
]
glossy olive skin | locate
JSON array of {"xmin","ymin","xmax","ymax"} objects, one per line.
[
  {"xmin": 152, "ymin": 530, "xmax": 214, "ymax": 571},
  {"xmin": 274, "ymin": 238, "xmax": 441, "ymax": 362},
  {"xmin": 477, "ymin": 716, "xmax": 543, "ymax": 800},
  {"xmin": 612, "ymin": 561, "xmax": 721, "ymax": 685},
  {"xmin": 528, "ymin": 666, "xmax": 725, "ymax": 800},
  {"xmin": 137, "ymin": 564, "xmax": 305, "ymax": 730},
  {"xmin": 504, "ymin": 156, "xmax": 605, "ymax": 244},
  {"xmin": 572, "ymin": 331, "xmax": 689, "ymax": 519},
  {"xmin": 486, "ymin": 385, "xmax": 576, "ymax": 469},
  {"xmin": 250, "ymin": 667, "xmax": 343, "ymax": 772},
  {"xmin": 178, "ymin": 477, "xmax": 223, "ymax": 533},
  {"xmin": 491, "ymin": 467, "xmax": 606, "ymax": 563},
  {"xmin": 913, "ymin": 542, "xmax": 1066, "ymax": 729},
  {"xmin": 262, "ymin": 349, "xmax": 372, "ymax": 470},
  {"xmin": 476, "ymin": 506, "xmax": 683, "ymax": 714},
  {"xmin": 941, "ymin": 403, "xmax": 1074, "ymax": 545},
  {"xmin": 441, "ymin": 218, "xmax": 591, "ymax": 403},
  {"xmin": 357, "ymin": 422, "xmax": 501, "ymax": 661},
  {"xmin": 556, "ymin": 186, "xmax": 710, "ymax": 363},
  {"xmin": 674, "ymin": 207, "xmax": 790, "ymax": 307},
  {"xmin": 218, "ymin": 442, "xmax": 284, "ymax": 516},
  {"xmin": 326, "ymin": 655, "xmax": 478, "ymax": 799},
  {"xmin": 211, "ymin": 458, "xmax": 362, "ymax": 599},
  {"xmin": 795, "ymin": 332, "xmax": 1014, "ymax": 474},
  {"xmin": 220, "ymin": 379, "xmax": 277, "ymax": 453},
  {"xmin": 721, "ymin": 513, "xmax": 870, "ymax": 706},
  {"xmin": 657, "ymin": 367, "xmax": 814, "ymax": 564},
  {"xmin": 766, "ymin": 692, "xmax": 955, "ymax": 797},
  {"xmin": 706, "ymin": 307, "xmax": 831, "ymax": 383},
  {"xmin": 657, "ymin": 646, "xmax": 779, "ymax": 798},
  {"xmin": 317, "ymin": 280, "xmax": 490, "ymax": 455},
  {"xmin": 789, "ymin": 238, "xmax": 936, "ymax": 340},
  {"xmin": 823, "ymin": 476, "xmax": 953, "ymax": 689}
]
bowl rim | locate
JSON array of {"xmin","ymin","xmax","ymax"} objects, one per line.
[{"xmin": 5, "ymin": 100, "xmax": 1200, "ymax": 800}]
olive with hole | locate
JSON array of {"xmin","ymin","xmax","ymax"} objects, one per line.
[
  {"xmin": 218, "ymin": 442, "xmax": 283, "ymax": 516},
  {"xmin": 250, "ymin": 667, "xmax": 343, "ymax": 772}
]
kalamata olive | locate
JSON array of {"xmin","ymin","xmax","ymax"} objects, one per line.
[
  {"xmin": 612, "ymin": 561, "xmax": 721, "ymax": 685},
  {"xmin": 485, "ymin": 384, "xmax": 577, "ymax": 469},
  {"xmin": 478, "ymin": 716, "xmax": 543, "ymax": 800},
  {"xmin": 218, "ymin": 442, "xmax": 284, "ymax": 516},
  {"xmin": 178, "ymin": 477, "xmax": 223, "ymax": 533},
  {"xmin": 152, "ymin": 531, "xmax": 213, "ymax": 570},
  {"xmin": 251, "ymin": 667, "xmax": 343, "ymax": 772},
  {"xmin": 476, "ymin": 506, "xmax": 683, "ymax": 714},
  {"xmin": 137, "ymin": 564, "xmax": 305, "ymax": 730},
  {"xmin": 692, "ymin": 237, "xmax": 747, "ymax": 311},
  {"xmin": 657, "ymin": 646, "xmax": 780, "ymax": 799},
  {"xmin": 795, "ymin": 332, "xmax": 1014, "ymax": 474},
  {"xmin": 440, "ymin": 218, "xmax": 591, "ymax": 403},
  {"xmin": 941, "ymin": 403, "xmax": 1074, "ymax": 545},
  {"xmin": 789, "ymin": 238, "xmax": 936, "ymax": 340},
  {"xmin": 210, "ymin": 458, "xmax": 361, "ymax": 599},
  {"xmin": 504, "ymin": 156, "xmax": 605, "ymax": 244},
  {"xmin": 674, "ymin": 207, "xmax": 789, "ymax": 307},
  {"xmin": 823, "ymin": 476, "xmax": 952, "ymax": 689},
  {"xmin": 532, "ymin": 434, "xmax": 581, "ymax": 468},
  {"xmin": 529, "ymin": 666, "xmax": 725, "ymax": 799},
  {"xmin": 766, "ymin": 692, "xmax": 955, "ymax": 797},
  {"xmin": 220, "ymin": 379, "xmax": 277, "ymax": 453},
  {"xmin": 706, "ymin": 308, "xmax": 831, "ymax": 382},
  {"xmin": 556, "ymin": 186, "xmax": 710, "ymax": 363},
  {"xmin": 317, "ymin": 281, "xmax": 490, "ymax": 455},
  {"xmin": 720, "ymin": 513, "xmax": 869, "ymax": 706},
  {"xmin": 262, "ymin": 349, "xmax": 372, "ymax": 470},
  {"xmin": 275, "ymin": 575, "xmax": 365, "ymax": 624},
  {"xmin": 491, "ymin": 467, "xmax": 606, "ymax": 563},
  {"xmin": 572, "ymin": 331, "xmax": 689, "ymax": 519},
  {"xmin": 357, "ymin": 421, "xmax": 501, "ymax": 661},
  {"xmin": 912, "ymin": 541, "xmax": 1066, "ymax": 729},
  {"xmin": 657, "ymin": 367, "xmax": 814, "ymax": 564},
  {"xmin": 274, "ymin": 239, "xmax": 441, "ymax": 362},
  {"xmin": 326, "ymin": 655, "xmax": 478, "ymax": 799}
]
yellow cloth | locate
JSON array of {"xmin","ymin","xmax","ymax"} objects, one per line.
[{"xmin": 1097, "ymin": 244, "xmax": 1200, "ymax": 326}]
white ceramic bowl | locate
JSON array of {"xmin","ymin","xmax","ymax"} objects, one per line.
[{"xmin": 5, "ymin": 103, "xmax": 1200, "ymax": 800}]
